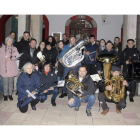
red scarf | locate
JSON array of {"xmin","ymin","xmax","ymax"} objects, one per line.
[{"xmin": 44, "ymin": 70, "xmax": 50, "ymax": 75}]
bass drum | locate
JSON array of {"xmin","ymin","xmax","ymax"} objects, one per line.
[{"xmin": 132, "ymin": 60, "xmax": 140, "ymax": 81}]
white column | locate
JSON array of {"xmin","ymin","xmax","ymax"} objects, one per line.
[
  {"xmin": 30, "ymin": 15, "xmax": 43, "ymax": 47},
  {"xmin": 18, "ymin": 15, "xmax": 26, "ymax": 41},
  {"xmin": 122, "ymin": 15, "xmax": 137, "ymax": 50}
]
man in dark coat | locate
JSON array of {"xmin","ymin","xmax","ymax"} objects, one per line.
[
  {"xmin": 84, "ymin": 35, "xmax": 98, "ymax": 75},
  {"xmin": 62, "ymin": 34, "xmax": 69, "ymax": 45},
  {"xmin": 16, "ymin": 31, "xmax": 31, "ymax": 53},
  {"xmin": 113, "ymin": 37, "xmax": 122, "ymax": 58},
  {"xmin": 120, "ymin": 39, "xmax": 140, "ymax": 102},
  {"xmin": 96, "ymin": 40, "xmax": 120, "ymax": 75},
  {"xmin": 67, "ymin": 66, "xmax": 96, "ymax": 116},
  {"xmin": 98, "ymin": 66, "xmax": 132, "ymax": 115},
  {"xmin": 19, "ymin": 39, "xmax": 39, "ymax": 69}
]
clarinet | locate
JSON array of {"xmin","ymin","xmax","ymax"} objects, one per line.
[
  {"xmin": 39, "ymin": 82, "xmax": 63, "ymax": 95},
  {"xmin": 19, "ymin": 84, "xmax": 44, "ymax": 105}
]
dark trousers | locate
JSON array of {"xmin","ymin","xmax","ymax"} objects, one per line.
[
  {"xmin": 85, "ymin": 63, "xmax": 97, "ymax": 75},
  {"xmin": 128, "ymin": 80, "xmax": 136, "ymax": 98},
  {"xmin": 98, "ymin": 92, "xmax": 126, "ymax": 111},
  {"xmin": 19, "ymin": 98, "xmax": 39, "ymax": 113},
  {"xmin": 39, "ymin": 88, "xmax": 59, "ymax": 102},
  {"xmin": 123, "ymin": 65, "xmax": 136, "ymax": 98}
]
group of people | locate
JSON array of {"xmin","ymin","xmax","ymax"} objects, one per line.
[{"xmin": 0, "ymin": 30, "xmax": 140, "ymax": 116}]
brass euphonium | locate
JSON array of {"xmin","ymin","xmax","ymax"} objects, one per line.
[
  {"xmin": 65, "ymin": 71, "xmax": 88, "ymax": 99},
  {"xmin": 97, "ymin": 54, "xmax": 125, "ymax": 102},
  {"xmin": 62, "ymin": 35, "xmax": 90, "ymax": 68}
]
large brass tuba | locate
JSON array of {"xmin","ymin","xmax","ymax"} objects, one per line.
[
  {"xmin": 97, "ymin": 54, "xmax": 125, "ymax": 102},
  {"xmin": 62, "ymin": 35, "xmax": 90, "ymax": 68},
  {"xmin": 65, "ymin": 71, "xmax": 88, "ymax": 99}
]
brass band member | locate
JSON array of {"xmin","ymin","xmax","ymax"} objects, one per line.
[
  {"xmin": 120, "ymin": 39, "xmax": 140, "ymax": 102},
  {"xmin": 17, "ymin": 63, "xmax": 41, "ymax": 113},
  {"xmin": 19, "ymin": 39, "xmax": 39, "ymax": 70},
  {"xmin": 67, "ymin": 66, "xmax": 96, "ymax": 116},
  {"xmin": 98, "ymin": 66, "xmax": 132, "ymax": 115},
  {"xmin": 113, "ymin": 37, "xmax": 122, "ymax": 58},
  {"xmin": 38, "ymin": 62, "xmax": 59, "ymax": 106}
]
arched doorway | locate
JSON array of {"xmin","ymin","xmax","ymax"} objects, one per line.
[
  {"xmin": 65, "ymin": 15, "xmax": 97, "ymax": 40},
  {"xmin": 0, "ymin": 15, "xmax": 49, "ymax": 44}
]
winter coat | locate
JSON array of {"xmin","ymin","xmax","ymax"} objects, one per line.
[
  {"xmin": 84, "ymin": 43, "xmax": 98, "ymax": 64},
  {"xmin": 38, "ymin": 71, "xmax": 58, "ymax": 93},
  {"xmin": 19, "ymin": 48, "xmax": 39, "ymax": 69},
  {"xmin": 17, "ymin": 70, "xmax": 41, "ymax": 103},
  {"xmin": 67, "ymin": 74, "xmax": 96, "ymax": 100},
  {"xmin": 0, "ymin": 45, "xmax": 19, "ymax": 77}
]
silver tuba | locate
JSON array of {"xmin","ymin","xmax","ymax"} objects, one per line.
[{"xmin": 62, "ymin": 35, "xmax": 90, "ymax": 68}]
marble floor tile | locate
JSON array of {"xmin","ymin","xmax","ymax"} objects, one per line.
[
  {"xmin": 0, "ymin": 111, "xmax": 13, "ymax": 125},
  {"xmin": 93, "ymin": 118, "xmax": 110, "ymax": 125},
  {"xmin": 121, "ymin": 113, "xmax": 139, "ymax": 119},
  {"xmin": 109, "ymin": 118, "xmax": 127, "ymax": 125}
]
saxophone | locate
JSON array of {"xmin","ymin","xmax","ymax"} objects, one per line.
[
  {"xmin": 62, "ymin": 35, "xmax": 90, "ymax": 68},
  {"xmin": 65, "ymin": 71, "xmax": 88, "ymax": 99},
  {"xmin": 97, "ymin": 54, "xmax": 125, "ymax": 102}
]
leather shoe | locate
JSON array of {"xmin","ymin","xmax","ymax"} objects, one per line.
[
  {"xmin": 86, "ymin": 110, "xmax": 92, "ymax": 116},
  {"xmin": 74, "ymin": 107, "xmax": 79, "ymax": 111},
  {"xmin": 15, "ymin": 91, "xmax": 18, "ymax": 95},
  {"xmin": 32, "ymin": 106, "xmax": 36, "ymax": 110},
  {"xmin": 59, "ymin": 93, "xmax": 67, "ymax": 98},
  {"xmin": 3, "ymin": 95, "xmax": 8, "ymax": 101},
  {"xmin": 9, "ymin": 95, "xmax": 13, "ymax": 101},
  {"xmin": 51, "ymin": 99, "xmax": 56, "ymax": 106},
  {"xmin": 101, "ymin": 108, "xmax": 109, "ymax": 115},
  {"xmin": 116, "ymin": 107, "xmax": 121, "ymax": 113},
  {"xmin": 129, "ymin": 97, "xmax": 134, "ymax": 102}
]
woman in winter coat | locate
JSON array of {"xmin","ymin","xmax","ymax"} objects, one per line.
[
  {"xmin": 17, "ymin": 63, "xmax": 41, "ymax": 113},
  {"xmin": 0, "ymin": 36, "xmax": 19, "ymax": 101}
]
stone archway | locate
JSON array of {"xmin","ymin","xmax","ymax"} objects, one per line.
[
  {"xmin": 0, "ymin": 15, "xmax": 12, "ymax": 44},
  {"xmin": 0, "ymin": 15, "xmax": 49, "ymax": 44},
  {"xmin": 43, "ymin": 15, "xmax": 49, "ymax": 40},
  {"xmin": 65, "ymin": 15, "xmax": 97, "ymax": 40}
]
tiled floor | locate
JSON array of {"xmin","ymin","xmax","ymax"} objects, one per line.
[{"xmin": 0, "ymin": 92, "xmax": 140, "ymax": 125}]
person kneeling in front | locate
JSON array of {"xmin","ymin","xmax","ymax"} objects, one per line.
[
  {"xmin": 38, "ymin": 62, "xmax": 59, "ymax": 106},
  {"xmin": 98, "ymin": 66, "xmax": 132, "ymax": 115},
  {"xmin": 67, "ymin": 66, "xmax": 96, "ymax": 116},
  {"xmin": 17, "ymin": 63, "xmax": 41, "ymax": 113}
]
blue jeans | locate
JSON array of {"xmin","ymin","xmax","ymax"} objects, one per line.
[
  {"xmin": 68, "ymin": 94, "xmax": 96, "ymax": 110},
  {"xmin": 39, "ymin": 87, "xmax": 59, "ymax": 102},
  {"xmin": 62, "ymin": 66, "xmax": 79, "ymax": 93},
  {"xmin": 57, "ymin": 76, "xmax": 64, "ymax": 81},
  {"xmin": 0, "ymin": 75, "xmax": 4, "ymax": 93}
]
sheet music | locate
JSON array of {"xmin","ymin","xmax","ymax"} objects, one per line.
[
  {"xmin": 37, "ymin": 52, "xmax": 45, "ymax": 59},
  {"xmin": 26, "ymin": 90, "xmax": 36, "ymax": 99},
  {"xmin": 16, "ymin": 53, "xmax": 23, "ymax": 60},
  {"xmin": 57, "ymin": 80, "xmax": 65, "ymax": 87},
  {"xmin": 90, "ymin": 74, "xmax": 101, "ymax": 82}
]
